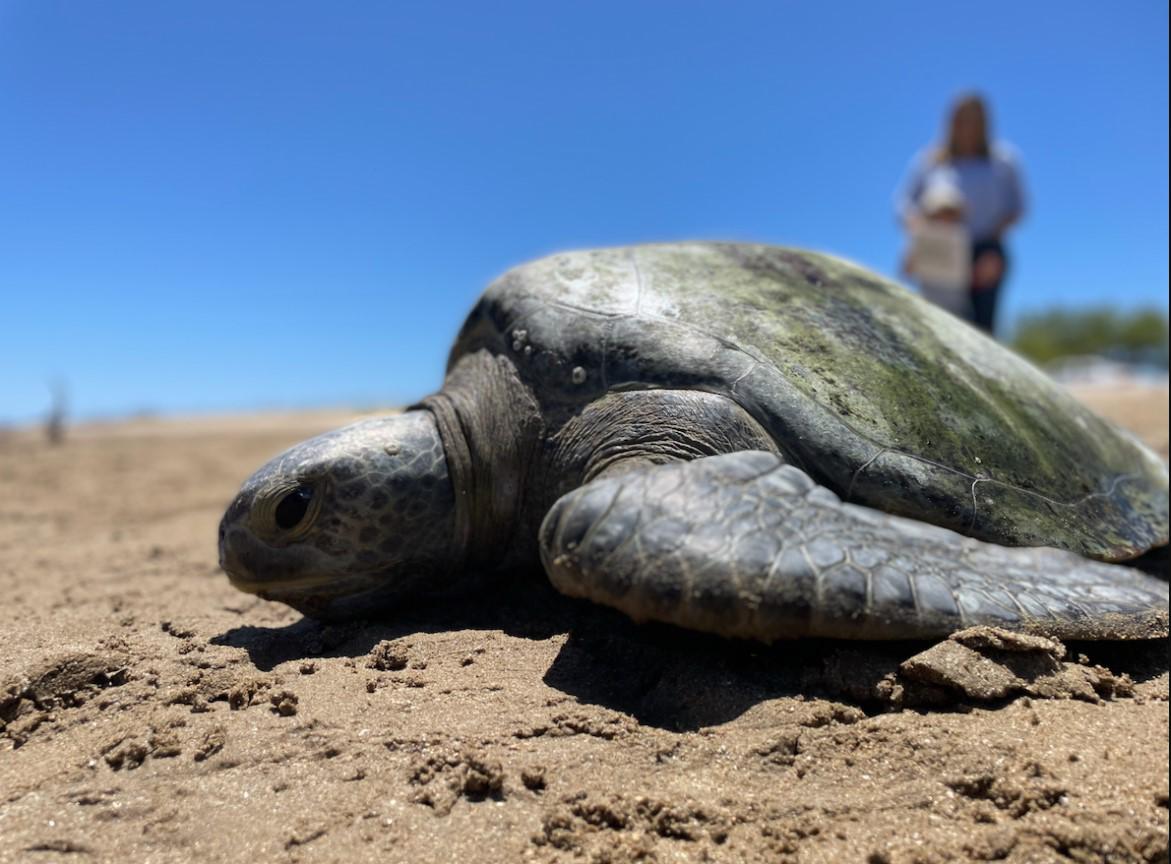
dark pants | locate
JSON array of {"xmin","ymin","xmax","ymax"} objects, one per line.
[{"xmin": 970, "ymin": 239, "xmax": 1008, "ymax": 335}]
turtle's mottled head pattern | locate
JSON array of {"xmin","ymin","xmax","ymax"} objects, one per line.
[{"xmin": 218, "ymin": 411, "xmax": 457, "ymax": 618}]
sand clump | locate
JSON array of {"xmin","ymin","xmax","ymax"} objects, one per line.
[{"xmin": 0, "ymin": 389, "xmax": 1167, "ymax": 863}]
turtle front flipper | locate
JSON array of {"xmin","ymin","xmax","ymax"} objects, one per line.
[{"xmin": 538, "ymin": 452, "xmax": 1169, "ymax": 641}]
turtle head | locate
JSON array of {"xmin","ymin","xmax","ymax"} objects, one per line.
[{"xmin": 217, "ymin": 411, "xmax": 458, "ymax": 619}]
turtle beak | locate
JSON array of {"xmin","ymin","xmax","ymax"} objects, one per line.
[
  {"xmin": 217, "ymin": 489, "xmax": 366, "ymax": 615},
  {"xmin": 217, "ymin": 487, "xmax": 265, "ymax": 589},
  {"xmin": 216, "ymin": 491, "xmax": 287, "ymax": 592},
  {"xmin": 217, "ymin": 501, "xmax": 264, "ymax": 591},
  {"xmin": 217, "ymin": 496, "xmax": 243, "ymax": 577},
  {"xmin": 217, "ymin": 525, "xmax": 250, "ymax": 588},
  {"xmin": 217, "ymin": 507, "xmax": 328, "ymax": 595}
]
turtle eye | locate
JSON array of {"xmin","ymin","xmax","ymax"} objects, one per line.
[{"xmin": 275, "ymin": 485, "xmax": 315, "ymax": 531}]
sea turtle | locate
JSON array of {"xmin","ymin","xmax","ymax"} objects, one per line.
[{"xmin": 218, "ymin": 243, "xmax": 1169, "ymax": 641}]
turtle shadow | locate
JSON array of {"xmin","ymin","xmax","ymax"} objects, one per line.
[
  {"xmin": 543, "ymin": 623, "xmax": 1170, "ymax": 731},
  {"xmin": 210, "ymin": 570, "xmax": 582, "ymax": 672},
  {"xmin": 211, "ymin": 571, "xmax": 1168, "ymax": 732},
  {"xmin": 209, "ymin": 569, "xmax": 904, "ymax": 724},
  {"xmin": 212, "ymin": 588, "xmax": 925, "ymax": 728},
  {"xmin": 541, "ymin": 618, "xmax": 920, "ymax": 730}
]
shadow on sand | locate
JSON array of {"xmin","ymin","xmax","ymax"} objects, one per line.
[{"xmin": 212, "ymin": 569, "xmax": 1169, "ymax": 732}]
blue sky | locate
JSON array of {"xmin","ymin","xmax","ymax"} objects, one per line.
[{"xmin": 1, "ymin": 1, "xmax": 1167, "ymax": 423}]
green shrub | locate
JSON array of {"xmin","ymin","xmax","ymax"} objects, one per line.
[{"xmin": 1011, "ymin": 308, "xmax": 1169, "ymax": 368}]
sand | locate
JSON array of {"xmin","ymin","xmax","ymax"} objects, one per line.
[{"xmin": 1, "ymin": 389, "xmax": 1167, "ymax": 864}]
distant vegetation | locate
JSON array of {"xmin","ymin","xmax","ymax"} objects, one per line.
[{"xmin": 1010, "ymin": 307, "xmax": 1169, "ymax": 368}]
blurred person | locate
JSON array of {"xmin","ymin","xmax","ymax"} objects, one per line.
[
  {"xmin": 898, "ymin": 93, "xmax": 1027, "ymax": 335},
  {"xmin": 901, "ymin": 175, "xmax": 972, "ymax": 319}
]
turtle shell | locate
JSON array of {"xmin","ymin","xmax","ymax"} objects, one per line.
[{"xmin": 448, "ymin": 242, "xmax": 1168, "ymax": 561}]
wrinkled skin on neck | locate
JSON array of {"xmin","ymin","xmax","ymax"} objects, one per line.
[{"xmin": 218, "ymin": 411, "xmax": 459, "ymax": 618}]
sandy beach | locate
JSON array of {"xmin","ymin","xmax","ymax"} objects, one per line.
[{"xmin": 1, "ymin": 387, "xmax": 1167, "ymax": 864}]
